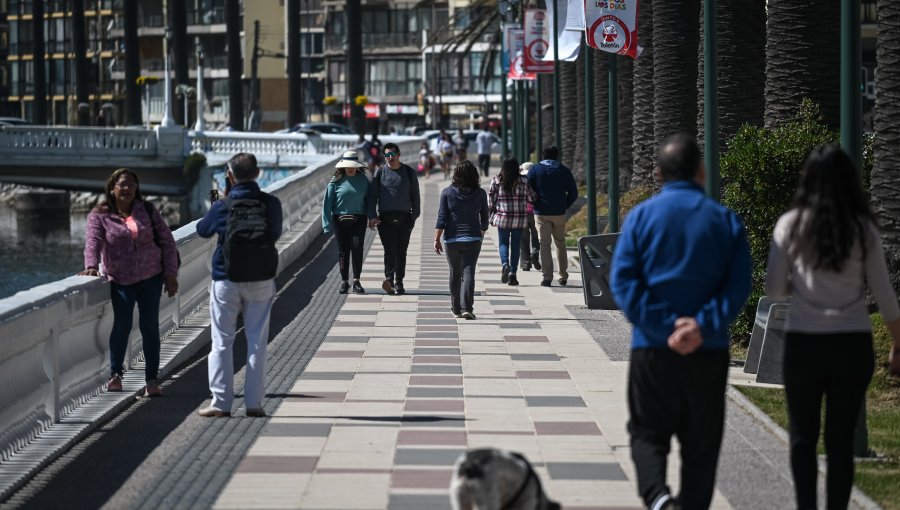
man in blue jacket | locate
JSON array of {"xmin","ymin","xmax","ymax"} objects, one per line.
[
  {"xmin": 610, "ymin": 133, "xmax": 751, "ymax": 510},
  {"xmin": 196, "ymin": 152, "xmax": 283, "ymax": 418},
  {"xmin": 527, "ymin": 145, "xmax": 578, "ymax": 286}
]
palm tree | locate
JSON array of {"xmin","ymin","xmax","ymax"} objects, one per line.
[
  {"xmin": 559, "ymin": 58, "xmax": 579, "ymax": 176},
  {"xmin": 33, "ymin": 0, "xmax": 47, "ymax": 124},
  {"xmin": 617, "ymin": 57, "xmax": 634, "ymax": 191},
  {"xmin": 764, "ymin": 0, "xmax": 840, "ymax": 129},
  {"xmin": 73, "ymin": 0, "xmax": 90, "ymax": 126},
  {"xmin": 873, "ymin": 0, "xmax": 900, "ymax": 290},
  {"xmin": 572, "ymin": 40, "xmax": 586, "ymax": 182},
  {"xmin": 226, "ymin": 0, "xmax": 243, "ymax": 130},
  {"xmin": 124, "ymin": 0, "xmax": 141, "ymax": 125},
  {"xmin": 170, "ymin": 0, "xmax": 189, "ymax": 125},
  {"xmin": 592, "ymin": 53, "xmax": 609, "ymax": 190},
  {"xmin": 631, "ymin": 0, "xmax": 654, "ymax": 188},
  {"xmin": 653, "ymin": 0, "xmax": 701, "ymax": 145},
  {"xmin": 697, "ymin": 0, "xmax": 765, "ymax": 154}
]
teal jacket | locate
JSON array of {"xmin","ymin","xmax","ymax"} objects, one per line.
[{"xmin": 321, "ymin": 172, "xmax": 376, "ymax": 233}]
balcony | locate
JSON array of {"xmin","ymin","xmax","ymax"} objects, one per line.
[
  {"xmin": 325, "ymin": 32, "xmax": 421, "ymax": 52},
  {"xmin": 187, "ymin": 8, "xmax": 227, "ymax": 26}
]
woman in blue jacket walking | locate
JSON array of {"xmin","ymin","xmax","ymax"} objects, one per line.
[
  {"xmin": 322, "ymin": 150, "xmax": 376, "ymax": 294},
  {"xmin": 434, "ymin": 160, "xmax": 489, "ymax": 319}
]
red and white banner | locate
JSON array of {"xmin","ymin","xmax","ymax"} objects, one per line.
[
  {"xmin": 523, "ymin": 9, "xmax": 554, "ymax": 73},
  {"xmin": 584, "ymin": 0, "xmax": 641, "ymax": 59},
  {"xmin": 507, "ymin": 28, "xmax": 536, "ymax": 81}
]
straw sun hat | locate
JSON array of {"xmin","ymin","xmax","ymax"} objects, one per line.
[{"xmin": 335, "ymin": 150, "xmax": 366, "ymax": 169}]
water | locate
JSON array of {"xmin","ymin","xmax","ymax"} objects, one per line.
[{"xmin": 0, "ymin": 167, "xmax": 305, "ymax": 300}]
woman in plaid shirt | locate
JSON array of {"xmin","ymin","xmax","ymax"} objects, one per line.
[{"xmin": 488, "ymin": 157, "xmax": 535, "ymax": 286}]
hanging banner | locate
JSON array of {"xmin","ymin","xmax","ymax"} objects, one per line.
[
  {"xmin": 507, "ymin": 28, "xmax": 536, "ymax": 81},
  {"xmin": 501, "ymin": 23, "xmax": 513, "ymax": 73},
  {"xmin": 524, "ymin": 9, "xmax": 554, "ymax": 73},
  {"xmin": 585, "ymin": 0, "xmax": 641, "ymax": 59},
  {"xmin": 543, "ymin": 0, "xmax": 583, "ymax": 63}
]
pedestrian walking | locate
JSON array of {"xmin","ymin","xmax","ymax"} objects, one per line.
[
  {"xmin": 418, "ymin": 142, "xmax": 435, "ymax": 179},
  {"xmin": 527, "ymin": 145, "xmax": 578, "ymax": 286},
  {"xmin": 196, "ymin": 153, "xmax": 282, "ymax": 418},
  {"xmin": 518, "ymin": 162, "xmax": 541, "ymax": 272},
  {"xmin": 476, "ymin": 123, "xmax": 498, "ymax": 177},
  {"xmin": 355, "ymin": 134, "xmax": 375, "ymax": 171},
  {"xmin": 434, "ymin": 160, "xmax": 489, "ymax": 320},
  {"xmin": 610, "ymin": 133, "xmax": 752, "ymax": 510},
  {"xmin": 80, "ymin": 168, "xmax": 180, "ymax": 397},
  {"xmin": 439, "ymin": 133, "xmax": 454, "ymax": 179},
  {"xmin": 765, "ymin": 145, "xmax": 900, "ymax": 510},
  {"xmin": 488, "ymin": 157, "xmax": 533, "ymax": 286},
  {"xmin": 322, "ymin": 150, "xmax": 376, "ymax": 295},
  {"xmin": 453, "ymin": 128, "xmax": 468, "ymax": 165},
  {"xmin": 372, "ymin": 142, "xmax": 420, "ymax": 295}
]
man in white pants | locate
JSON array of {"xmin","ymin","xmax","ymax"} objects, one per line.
[{"xmin": 196, "ymin": 153, "xmax": 283, "ymax": 417}]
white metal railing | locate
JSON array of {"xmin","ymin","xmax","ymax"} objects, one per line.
[
  {"xmin": 0, "ymin": 126, "xmax": 158, "ymax": 156},
  {"xmin": 0, "ymin": 153, "xmax": 340, "ymax": 474}
]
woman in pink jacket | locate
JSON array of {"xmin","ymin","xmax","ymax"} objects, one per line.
[{"xmin": 79, "ymin": 168, "xmax": 179, "ymax": 397}]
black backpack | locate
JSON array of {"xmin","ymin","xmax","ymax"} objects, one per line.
[{"xmin": 221, "ymin": 196, "xmax": 278, "ymax": 282}]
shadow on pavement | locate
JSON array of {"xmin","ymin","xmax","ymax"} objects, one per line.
[{"xmin": 14, "ymin": 234, "xmax": 336, "ymax": 510}]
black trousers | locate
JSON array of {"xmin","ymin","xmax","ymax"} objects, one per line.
[
  {"xmin": 334, "ymin": 215, "xmax": 367, "ymax": 281},
  {"xmin": 377, "ymin": 213, "xmax": 413, "ymax": 283},
  {"xmin": 784, "ymin": 331, "xmax": 873, "ymax": 510},
  {"xmin": 444, "ymin": 240, "xmax": 481, "ymax": 313},
  {"xmin": 628, "ymin": 348, "xmax": 729, "ymax": 510},
  {"xmin": 519, "ymin": 213, "xmax": 540, "ymax": 270},
  {"xmin": 478, "ymin": 154, "xmax": 491, "ymax": 177}
]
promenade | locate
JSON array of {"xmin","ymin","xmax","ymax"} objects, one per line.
[{"xmin": 4, "ymin": 175, "xmax": 869, "ymax": 510}]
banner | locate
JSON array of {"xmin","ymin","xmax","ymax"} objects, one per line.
[
  {"xmin": 524, "ymin": 9, "xmax": 554, "ymax": 73},
  {"xmin": 507, "ymin": 28, "xmax": 536, "ymax": 81},
  {"xmin": 543, "ymin": 0, "xmax": 583, "ymax": 63},
  {"xmin": 585, "ymin": 0, "xmax": 641, "ymax": 59}
]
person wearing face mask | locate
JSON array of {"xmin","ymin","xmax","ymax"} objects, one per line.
[{"xmin": 79, "ymin": 168, "xmax": 180, "ymax": 397}]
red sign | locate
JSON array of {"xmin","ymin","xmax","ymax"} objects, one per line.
[
  {"xmin": 524, "ymin": 9, "xmax": 554, "ymax": 73},
  {"xmin": 342, "ymin": 103, "xmax": 381, "ymax": 119}
]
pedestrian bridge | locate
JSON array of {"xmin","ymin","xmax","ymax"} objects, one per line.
[{"xmin": 0, "ymin": 125, "xmax": 421, "ymax": 195}]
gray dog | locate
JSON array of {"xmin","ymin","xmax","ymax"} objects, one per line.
[{"xmin": 449, "ymin": 448, "xmax": 562, "ymax": 510}]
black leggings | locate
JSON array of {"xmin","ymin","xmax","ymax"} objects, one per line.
[
  {"xmin": 784, "ymin": 331, "xmax": 873, "ymax": 510},
  {"xmin": 334, "ymin": 214, "xmax": 367, "ymax": 281}
]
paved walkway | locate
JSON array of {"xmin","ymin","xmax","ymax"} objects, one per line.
[{"xmin": 209, "ymin": 178, "xmax": 730, "ymax": 510}]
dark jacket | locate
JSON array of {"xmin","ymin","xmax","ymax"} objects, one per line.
[
  {"xmin": 196, "ymin": 181, "xmax": 283, "ymax": 281},
  {"xmin": 374, "ymin": 163, "xmax": 421, "ymax": 219},
  {"xmin": 436, "ymin": 186, "xmax": 489, "ymax": 241},
  {"xmin": 527, "ymin": 159, "xmax": 578, "ymax": 216}
]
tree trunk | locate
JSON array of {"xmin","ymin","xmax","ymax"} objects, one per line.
[
  {"xmin": 287, "ymin": 0, "xmax": 303, "ymax": 126},
  {"xmin": 558, "ymin": 59, "xmax": 578, "ymax": 173},
  {"xmin": 346, "ymin": 0, "xmax": 365, "ymax": 134},
  {"xmin": 124, "ymin": 0, "xmax": 141, "ymax": 125},
  {"xmin": 226, "ymin": 0, "xmax": 244, "ymax": 130},
  {"xmin": 33, "ymin": 1, "xmax": 47, "ymax": 124},
  {"xmin": 873, "ymin": 0, "xmax": 900, "ymax": 292},
  {"xmin": 697, "ymin": 0, "xmax": 765, "ymax": 154},
  {"xmin": 653, "ymin": 0, "xmax": 700, "ymax": 145},
  {"xmin": 541, "ymin": 73, "xmax": 554, "ymax": 150},
  {"xmin": 592, "ymin": 53, "xmax": 609, "ymax": 191},
  {"xmin": 631, "ymin": 0, "xmax": 654, "ymax": 188},
  {"xmin": 618, "ymin": 57, "xmax": 634, "ymax": 191},
  {"xmin": 170, "ymin": 0, "xmax": 189, "ymax": 125},
  {"xmin": 572, "ymin": 39, "xmax": 586, "ymax": 183},
  {"xmin": 73, "ymin": 0, "xmax": 90, "ymax": 126},
  {"xmin": 764, "ymin": 0, "xmax": 840, "ymax": 130}
]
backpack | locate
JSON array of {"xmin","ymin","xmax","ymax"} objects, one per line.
[{"xmin": 221, "ymin": 196, "xmax": 279, "ymax": 282}]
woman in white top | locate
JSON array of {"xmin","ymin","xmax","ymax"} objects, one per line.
[{"xmin": 765, "ymin": 145, "xmax": 900, "ymax": 510}]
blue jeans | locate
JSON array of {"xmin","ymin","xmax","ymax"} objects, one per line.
[
  {"xmin": 109, "ymin": 272, "xmax": 164, "ymax": 381},
  {"xmin": 497, "ymin": 227, "xmax": 523, "ymax": 273}
]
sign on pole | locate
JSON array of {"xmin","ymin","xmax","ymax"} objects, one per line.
[
  {"xmin": 524, "ymin": 9, "xmax": 554, "ymax": 73},
  {"xmin": 585, "ymin": 0, "xmax": 641, "ymax": 58},
  {"xmin": 507, "ymin": 28, "xmax": 536, "ymax": 81}
]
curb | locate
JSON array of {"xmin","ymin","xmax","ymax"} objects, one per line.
[{"xmin": 726, "ymin": 386, "xmax": 883, "ymax": 510}]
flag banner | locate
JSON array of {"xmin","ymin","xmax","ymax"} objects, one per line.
[
  {"xmin": 585, "ymin": 0, "xmax": 640, "ymax": 59},
  {"xmin": 501, "ymin": 23, "xmax": 514, "ymax": 72},
  {"xmin": 524, "ymin": 9, "xmax": 554, "ymax": 73},
  {"xmin": 507, "ymin": 28, "xmax": 536, "ymax": 81},
  {"xmin": 544, "ymin": 0, "xmax": 583, "ymax": 62}
]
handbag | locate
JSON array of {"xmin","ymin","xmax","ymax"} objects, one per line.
[
  {"xmin": 337, "ymin": 214, "xmax": 358, "ymax": 226},
  {"xmin": 145, "ymin": 201, "xmax": 181, "ymax": 268}
]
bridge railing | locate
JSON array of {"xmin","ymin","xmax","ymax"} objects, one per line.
[
  {"xmin": 0, "ymin": 152, "xmax": 341, "ymax": 475},
  {"xmin": 0, "ymin": 126, "xmax": 159, "ymax": 157}
]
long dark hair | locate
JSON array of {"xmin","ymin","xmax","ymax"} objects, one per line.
[
  {"xmin": 451, "ymin": 160, "xmax": 480, "ymax": 191},
  {"xmin": 788, "ymin": 145, "xmax": 874, "ymax": 272},
  {"xmin": 499, "ymin": 157, "xmax": 520, "ymax": 192},
  {"xmin": 98, "ymin": 168, "xmax": 143, "ymax": 214}
]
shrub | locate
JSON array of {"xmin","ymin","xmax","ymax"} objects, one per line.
[
  {"xmin": 183, "ymin": 152, "xmax": 208, "ymax": 185},
  {"xmin": 721, "ymin": 100, "xmax": 838, "ymax": 344}
]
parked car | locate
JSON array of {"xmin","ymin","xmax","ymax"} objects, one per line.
[{"xmin": 275, "ymin": 122, "xmax": 354, "ymax": 135}]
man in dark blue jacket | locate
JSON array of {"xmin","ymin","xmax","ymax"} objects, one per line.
[
  {"xmin": 527, "ymin": 145, "xmax": 578, "ymax": 286},
  {"xmin": 196, "ymin": 152, "xmax": 283, "ymax": 418},
  {"xmin": 610, "ymin": 134, "xmax": 751, "ymax": 510}
]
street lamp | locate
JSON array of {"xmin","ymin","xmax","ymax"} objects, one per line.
[{"xmin": 175, "ymin": 84, "xmax": 197, "ymax": 126}]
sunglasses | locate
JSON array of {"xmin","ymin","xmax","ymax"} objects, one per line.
[{"xmin": 384, "ymin": 151, "xmax": 399, "ymax": 157}]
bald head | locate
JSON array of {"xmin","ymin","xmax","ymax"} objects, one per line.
[{"xmin": 656, "ymin": 133, "xmax": 702, "ymax": 183}]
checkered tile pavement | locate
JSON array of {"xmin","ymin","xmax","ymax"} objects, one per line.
[{"xmin": 211, "ymin": 178, "xmax": 734, "ymax": 510}]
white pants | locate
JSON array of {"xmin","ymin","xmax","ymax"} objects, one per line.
[{"xmin": 208, "ymin": 279, "xmax": 276, "ymax": 411}]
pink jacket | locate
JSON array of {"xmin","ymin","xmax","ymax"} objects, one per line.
[{"xmin": 84, "ymin": 200, "xmax": 179, "ymax": 285}]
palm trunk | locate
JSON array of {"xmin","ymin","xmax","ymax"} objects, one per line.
[
  {"xmin": 558, "ymin": 59, "xmax": 578, "ymax": 174},
  {"xmin": 764, "ymin": 0, "xmax": 840, "ymax": 129},
  {"xmin": 631, "ymin": 0, "xmax": 654, "ymax": 188},
  {"xmin": 226, "ymin": 0, "xmax": 243, "ymax": 130},
  {"xmin": 572, "ymin": 39, "xmax": 587, "ymax": 183},
  {"xmin": 593, "ymin": 54, "xmax": 609, "ymax": 191},
  {"xmin": 873, "ymin": 0, "xmax": 900, "ymax": 291},
  {"xmin": 124, "ymin": 0, "xmax": 141, "ymax": 125},
  {"xmin": 33, "ymin": 0, "xmax": 47, "ymax": 124},
  {"xmin": 170, "ymin": 0, "xmax": 189, "ymax": 125},
  {"xmin": 653, "ymin": 0, "xmax": 701, "ymax": 145},
  {"xmin": 617, "ymin": 57, "xmax": 634, "ymax": 192},
  {"xmin": 73, "ymin": 0, "xmax": 90, "ymax": 126}
]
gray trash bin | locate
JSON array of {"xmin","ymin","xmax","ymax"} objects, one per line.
[{"xmin": 577, "ymin": 234, "xmax": 620, "ymax": 310}]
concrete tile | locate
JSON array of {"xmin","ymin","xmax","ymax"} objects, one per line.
[
  {"xmin": 262, "ymin": 422, "xmax": 334, "ymax": 437},
  {"xmin": 546, "ymin": 462, "xmax": 628, "ymax": 481},
  {"xmin": 525, "ymin": 396, "xmax": 586, "ymax": 407},
  {"xmin": 237, "ymin": 456, "xmax": 318, "ymax": 473},
  {"xmin": 411, "ymin": 364, "xmax": 463, "ymax": 374},
  {"xmin": 388, "ymin": 494, "xmax": 453, "ymax": 510},
  {"xmin": 391, "ymin": 468, "xmax": 454, "ymax": 489},
  {"xmin": 300, "ymin": 473, "xmax": 391, "ymax": 509},
  {"xmin": 213, "ymin": 473, "xmax": 309, "ymax": 509},
  {"xmin": 407, "ymin": 387, "xmax": 465, "ymax": 398},
  {"xmin": 396, "ymin": 430, "xmax": 467, "ymax": 446},
  {"xmin": 394, "ymin": 448, "xmax": 466, "ymax": 466}
]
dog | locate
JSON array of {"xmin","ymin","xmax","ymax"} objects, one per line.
[{"xmin": 449, "ymin": 448, "xmax": 562, "ymax": 510}]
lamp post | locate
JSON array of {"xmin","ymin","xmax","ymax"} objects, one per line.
[
  {"xmin": 160, "ymin": 28, "xmax": 177, "ymax": 127},
  {"xmin": 196, "ymin": 39, "xmax": 207, "ymax": 131},
  {"xmin": 176, "ymin": 84, "xmax": 196, "ymax": 126}
]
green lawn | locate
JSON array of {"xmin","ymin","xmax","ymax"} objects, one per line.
[{"xmin": 736, "ymin": 314, "xmax": 900, "ymax": 510}]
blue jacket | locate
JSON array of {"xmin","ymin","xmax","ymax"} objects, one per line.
[
  {"xmin": 527, "ymin": 159, "xmax": 578, "ymax": 216},
  {"xmin": 436, "ymin": 186, "xmax": 489, "ymax": 241},
  {"xmin": 321, "ymin": 173, "xmax": 376, "ymax": 233},
  {"xmin": 196, "ymin": 181, "xmax": 283, "ymax": 281},
  {"xmin": 610, "ymin": 181, "xmax": 751, "ymax": 351}
]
